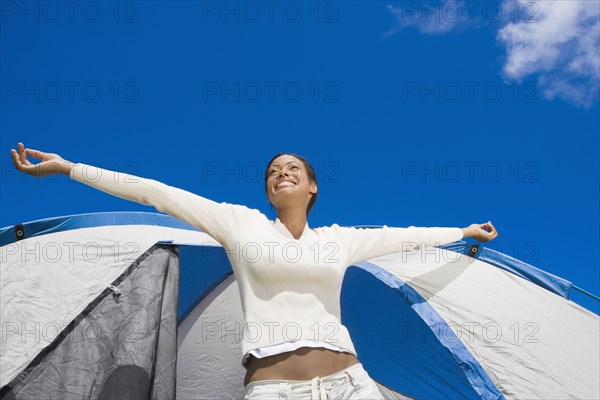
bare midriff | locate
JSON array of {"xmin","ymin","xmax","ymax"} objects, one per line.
[{"xmin": 244, "ymin": 347, "xmax": 361, "ymax": 387}]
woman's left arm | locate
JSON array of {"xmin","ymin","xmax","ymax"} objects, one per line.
[{"xmin": 332, "ymin": 221, "xmax": 498, "ymax": 266}]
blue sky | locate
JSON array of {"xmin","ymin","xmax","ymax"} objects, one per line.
[{"xmin": 1, "ymin": 1, "xmax": 598, "ymax": 314}]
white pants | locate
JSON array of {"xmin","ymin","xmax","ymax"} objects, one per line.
[{"xmin": 241, "ymin": 362, "xmax": 386, "ymax": 399}]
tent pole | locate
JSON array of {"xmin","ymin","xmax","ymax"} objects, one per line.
[{"xmin": 572, "ymin": 285, "xmax": 600, "ymax": 302}]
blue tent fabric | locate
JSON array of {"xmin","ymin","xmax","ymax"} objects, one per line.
[
  {"xmin": 0, "ymin": 212, "xmax": 198, "ymax": 247},
  {"xmin": 343, "ymin": 262, "xmax": 504, "ymax": 400},
  {"xmin": 176, "ymin": 245, "xmax": 233, "ymax": 322},
  {"xmin": 439, "ymin": 242, "xmax": 572, "ymax": 299}
]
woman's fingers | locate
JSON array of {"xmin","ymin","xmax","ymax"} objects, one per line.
[
  {"xmin": 487, "ymin": 221, "xmax": 497, "ymax": 237},
  {"xmin": 488, "ymin": 221, "xmax": 498, "ymax": 238},
  {"xmin": 10, "ymin": 149, "xmax": 21, "ymax": 169},
  {"xmin": 11, "ymin": 148, "xmax": 33, "ymax": 173},
  {"xmin": 12, "ymin": 144, "xmax": 26, "ymax": 169},
  {"xmin": 18, "ymin": 143, "xmax": 30, "ymax": 166},
  {"xmin": 481, "ymin": 221, "xmax": 498, "ymax": 240},
  {"xmin": 11, "ymin": 143, "xmax": 47, "ymax": 176},
  {"xmin": 11, "ymin": 143, "xmax": 66, "ymax": 177},
  {"xmin": 25, "ymin": 148, "xmax": 44, "ymax": 162},
  {"xmin": 470, "ymin": 221, "xmax": 498, "ymax": 242},
  {"xmin": 11, "ymin": 148, "xmax": 23, "ymax": 169}
]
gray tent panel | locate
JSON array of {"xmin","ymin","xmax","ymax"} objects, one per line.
[{"xmin": 1, "ymin": 244, "xmax": 179, "ymax": 400}]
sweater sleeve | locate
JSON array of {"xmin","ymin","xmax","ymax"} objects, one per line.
[
  {"xmin": 332, "ymin": 224, "xmax": 464, "ymax": 266},
  {"xmin": 69, "ymin": 163, "xmax": 243, "ymax": 245}
]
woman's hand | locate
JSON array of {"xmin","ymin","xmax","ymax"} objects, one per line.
[
  {"xmin": 10, "ymin": 142, "xmax": 74, "ymax": 177},
  {"xmin": 462, "ymin": 221, "xmax": 498, "ymax": 242}
]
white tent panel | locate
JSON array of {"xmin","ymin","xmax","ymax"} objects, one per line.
[
  {"xmin": 177, "ymin": 274, "xmax": 245, "ymax": 400},
  {"xmin": 368, "ymin": 248, "xmax": 600, "ymax": 399}
]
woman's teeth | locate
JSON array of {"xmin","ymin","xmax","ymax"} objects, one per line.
[{"xmin": 277, "ymin": 181, "xmax": 295, "ymax": 189}]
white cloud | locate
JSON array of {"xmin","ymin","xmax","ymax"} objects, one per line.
[
  {"xmin": 497, "ymin": 1, "xmax": 599, "ymax": 108},
  {"xmin": 385, "ymin": 0, "xmax": 600, "ymax": 108},
  {"xmin": 384, "ymin": 1, "xmax": 473, "ymax": 36}
]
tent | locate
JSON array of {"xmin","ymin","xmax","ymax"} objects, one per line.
[{"xmin": 1, "ymin": 212, "xmax": 598, "ymax": 399}]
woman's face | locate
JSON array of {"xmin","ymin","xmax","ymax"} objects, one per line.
[{"xmin": 266, "ymin": 154, "xmax": 317, "ymax": 212}]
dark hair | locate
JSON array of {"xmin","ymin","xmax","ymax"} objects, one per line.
[{"xmin": 264, "ymin": 153, "xmax": 318, "ymax": 215}]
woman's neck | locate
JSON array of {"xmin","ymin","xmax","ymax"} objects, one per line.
[{"xmin": 276, "ymin": 208, "xmax": 307, "ymax": 240}]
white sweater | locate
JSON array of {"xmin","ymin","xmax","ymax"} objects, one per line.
[{"xmin": 69, "ymin": 163, "xmax": 464, "ymax": 367}]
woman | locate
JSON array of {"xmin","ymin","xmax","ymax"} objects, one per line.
[{"xmin": 11, "ymin": 143, "xmax": 498, "ymax": 399}]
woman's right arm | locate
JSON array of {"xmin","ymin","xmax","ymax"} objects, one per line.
[{"xmin": 11, "ymin": 143, "xmax": 244, "ymax": 245}]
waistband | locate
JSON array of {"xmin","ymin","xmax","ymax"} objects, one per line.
[{"xmin": 243, "ymin": 362, "xmax": 366, "ymax": 390}]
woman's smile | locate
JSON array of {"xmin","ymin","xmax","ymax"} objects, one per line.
[{"xmin": 275, "ymin": 179, "xmax": 297, "ymax": 191}]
